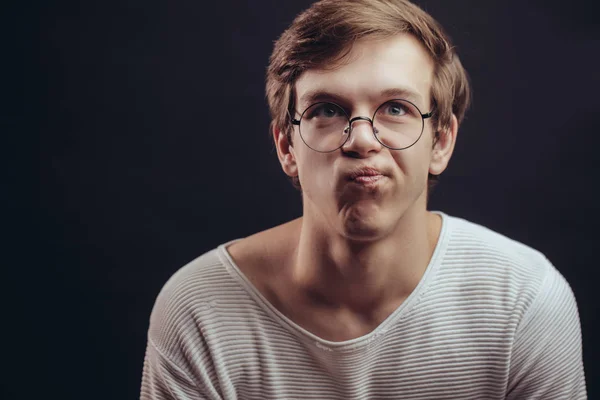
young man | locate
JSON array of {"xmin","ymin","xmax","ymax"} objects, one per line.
[{"xmin": 141, "ymin": 1, "xmax": 586, "ymax": 399}]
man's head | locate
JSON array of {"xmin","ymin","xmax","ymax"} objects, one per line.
[
  {"xmin": 266, "ymin": 0, "xmax": 471, "ymax": 240},
  {"xmin": 267, "ymin": 0, "xmax": 470, "ymax": 187}
]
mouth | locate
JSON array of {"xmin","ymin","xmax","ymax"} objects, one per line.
[
  {"xmin": 352, "ymin": 175, "xmax": 384, "ymax": 184},
  {"xmin": 346, "ymin": 167, "xmax": 386, "ymax": 187},
  {"xmin": 347, "ymin": 167, "xmax": 384, "ymax": 180}
]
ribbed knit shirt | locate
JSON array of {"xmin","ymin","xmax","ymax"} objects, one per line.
[{"xmin": 140, "ymin": 213, "xmax": 587, "ymax": 399}]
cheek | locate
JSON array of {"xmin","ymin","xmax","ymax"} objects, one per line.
[
  {"xmin": 296, "ymin": 153, "xmax": 333, "ymax": 191},
  {"xmin": 391, "ymin": 146, "xmax": 433, "ymax": 184}
]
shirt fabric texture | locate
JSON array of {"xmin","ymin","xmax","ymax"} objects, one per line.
[{"xmin": 140, "ymin": 212, "xmax": 587, "ymax": 399}]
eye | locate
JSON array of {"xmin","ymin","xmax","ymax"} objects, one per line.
[
  {"xmin": 306, "ymin": 103, "xmax": 345, "ymax": 119},
  {"xmin": 322, "ymin": 106, "xmax": 339, "ymax": 117},
  {"xmin": 384, "ymin": 102, "xmax": 408, "ymax": 116},
  {"xmin": 376, "ymin": 100, "xmax": 421, "ymax": 122}
]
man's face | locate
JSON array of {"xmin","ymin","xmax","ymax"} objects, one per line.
[{"xmin": 280, "ymin": 33, "xmax": 453, "ymax": 241}]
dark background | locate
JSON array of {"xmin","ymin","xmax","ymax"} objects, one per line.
[{"xmin": 12, "ymin": 0, "xmax": 599, "ymax": 398}]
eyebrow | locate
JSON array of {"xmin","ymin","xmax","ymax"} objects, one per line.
[
  {"xmin": 380, "ymin": 88, "xmax": 424, "ymax": 106},
  {"xmin": 298, "ymin": 87, "xmax": 426, "ymax": 112}
]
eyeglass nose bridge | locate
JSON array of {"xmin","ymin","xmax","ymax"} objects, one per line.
[{"xmin": 343, "ymin": 116, "xmax": 379, "ymax": 136}]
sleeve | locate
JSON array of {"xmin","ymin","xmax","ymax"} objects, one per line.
[
  {"xmin": 140, "ymin": 339, "xmax": 209, "ymax": 400},
  {"xmin": 506, "ymin": 264, "xmax": 587, "ymax": 399},
  {"xmin": 139, "ymin": 266, "xmax": 224, "ymax": 400}
]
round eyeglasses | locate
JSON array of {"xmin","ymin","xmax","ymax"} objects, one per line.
[{"xmin": 291, "ymin": 99, "xmax": 433, "ymax": 153}]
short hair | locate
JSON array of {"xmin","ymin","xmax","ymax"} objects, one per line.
[{"xmin": 266, "ymin": 0, "xmax": 471, "ymax": 190}]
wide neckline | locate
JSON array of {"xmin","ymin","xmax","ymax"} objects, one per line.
[{"xmin": 217, "ymin": 211, "xmax": 452, "ymax": 353}]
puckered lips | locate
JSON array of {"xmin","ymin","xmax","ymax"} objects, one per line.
[{"xmin": 344, "ymin": 166, "xmax": 387, "ymax": 187}]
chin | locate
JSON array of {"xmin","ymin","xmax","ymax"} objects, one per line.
[{"xmin": 337, "ymin": 205, "xmax": 395, "ymax": 242}]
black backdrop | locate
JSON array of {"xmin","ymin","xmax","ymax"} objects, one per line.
[{"xmin": 17, "ymin": 0, "xmax": 600, "ymax": 398}]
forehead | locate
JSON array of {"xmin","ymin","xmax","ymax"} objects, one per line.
[{"xmin": 295, "ymin": 33, "xmax": 434, "ymax": 111}]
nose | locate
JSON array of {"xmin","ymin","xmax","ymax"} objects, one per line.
[{"xmin": 341, "ymin": 116, "xmax": 382, "ymax": 155}]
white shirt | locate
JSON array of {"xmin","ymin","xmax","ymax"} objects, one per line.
[{"xmin": 140, "ymin": 212, "xmax": 587, "ymax": 399}]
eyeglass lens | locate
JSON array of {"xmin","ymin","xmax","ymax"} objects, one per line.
[{"xmin": 298, "ymin": 100, "xmax": 424, "ymax": 152}]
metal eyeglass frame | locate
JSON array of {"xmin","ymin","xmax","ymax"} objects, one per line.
[{"xmin": 291, "ymin": 99, "xmax": 434, "ymax": 153}]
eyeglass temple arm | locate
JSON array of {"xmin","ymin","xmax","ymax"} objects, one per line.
[{"xmin": 291, "ymin": 119, "xmax": 300, "ymax": 125}]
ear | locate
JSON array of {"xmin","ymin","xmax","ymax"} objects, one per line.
[
  {"xmin": 429, "ymin": 113, "xmax": 458, "ymax": 176},
  {"xmin": 274, "ymin": 125, "xmax": 298, "ymax": 178}
]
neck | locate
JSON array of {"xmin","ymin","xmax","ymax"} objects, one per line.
[{"xmin": 292, "ymin": 206, "xmax": 441, "ymax": 313}]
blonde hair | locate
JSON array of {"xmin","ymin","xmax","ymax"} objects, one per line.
[{"xmin": 266, "ymin": 0, "xmax": 471, "ymax": 189}]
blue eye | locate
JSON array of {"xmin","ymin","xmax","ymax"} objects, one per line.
[{"xmin": 385, "ymin": 103, "xmax": 408, "ymax": 116}]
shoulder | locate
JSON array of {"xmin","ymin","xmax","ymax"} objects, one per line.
[
  {"xmin": 442, "ymin": 213, "xmax": 551, "ymax": 276},
  {"xmin": 227, "ymin": 217, "xmax": 301, "ymax": 282},
  {"xmin": 152, "ymin": 246, "xmax": 233, "ymax": 313},
  {"xmin": 435, "ymin": 217, "xmax": 584, "ymax": 398},
  {"xmin": 436, "ymin": 213, "xmax": 571, "ymax": 321},
  {"xmin": 146, "ymin": 219, "xmax": 301, "ymax": 356},
  {"xmin": 146, "ymin": 244, "xmax": 243, "ymax": 356}
]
